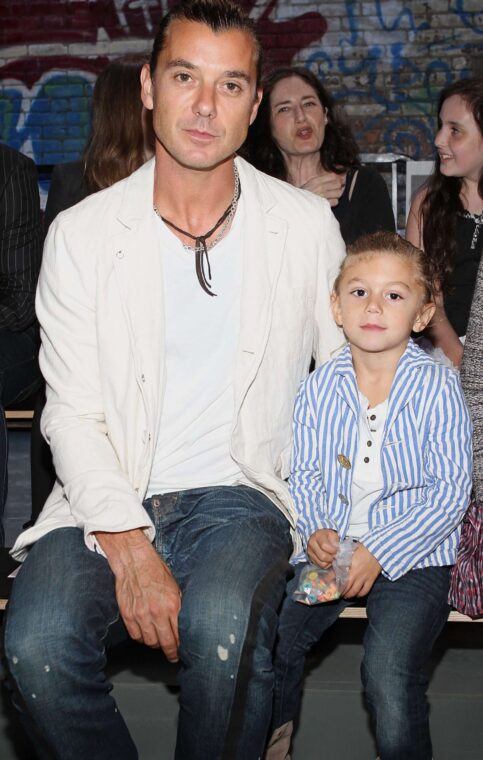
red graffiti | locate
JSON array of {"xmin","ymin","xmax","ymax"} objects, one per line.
[{"xmin": 1, "ymin": 0, "xmax": 328, "ymax": 73}]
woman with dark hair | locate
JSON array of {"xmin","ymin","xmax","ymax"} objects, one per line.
[
  {"xmin": 406, "ymin": 77, "xmax": 483, "ymax": 367},
  {"xmin": 243, "ymin": 66, "xmax": 395, "ymax": 245},
  {"xmin": 44, "ymin": 54, "xmax": 154, "ymax": 228}
]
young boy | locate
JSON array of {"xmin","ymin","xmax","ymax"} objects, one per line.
[{"xmin": 268, "ymin": 232, "xmax": 472, "ymax": 760}]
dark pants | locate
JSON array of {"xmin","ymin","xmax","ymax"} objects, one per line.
[
  {"xmin": 273, "ymin": 563, "xmax": 451, "ymax": 760},
  {"xmin": 30, "ymin": 387, "xmax": 55, "ymax": 524},
  {"xmin": 4, "ymin": 486, "xmax": 292, "ymax": 759},
  {"xmin": 0, "ymin": 325, "xmax": 41, "ymax": 545}
]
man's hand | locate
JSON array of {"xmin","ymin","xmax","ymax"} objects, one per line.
[
  {"xmin": 343, "ymin": 543, "xmax": 381, "ymax": 598},
  {"xmin": 307, "ymin": 529, "xmax": 339, "ymax": 568},
  {"xmin": 301, "ymin": 173, "xmax": 346, "ymax": 207},
  {"xmin": 96, "ymin": 529, "xmax": 181, "ymax": 662}
]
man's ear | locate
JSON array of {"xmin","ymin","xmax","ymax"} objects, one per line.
[
  {"xmin": 413, "ymin": 302, "xmax": 436, "ymax": 333},
  {"xmin": 249, "ymin": 88, "xmax": 263, "ymax": 125},
  {"xmin": 331, "ymin": 291, "xmax": 343, "ymax": 326},
  {"xmin": 140, "ymin": 63, "xmax": 154, "ymax": 111}
]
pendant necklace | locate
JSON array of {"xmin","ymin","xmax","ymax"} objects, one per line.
[{"xmin": 154, "ymin": 166, "xmax": 241, "ymax": 297}]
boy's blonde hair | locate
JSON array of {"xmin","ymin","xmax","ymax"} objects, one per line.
[{"xmin": 334, "ymin": 231, "xmax": 435, "ymax": 305}]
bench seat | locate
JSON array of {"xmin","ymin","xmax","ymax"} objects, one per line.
[{"xmin": 0, "ymin": 548, "xmax": 479, "ymax": 620}]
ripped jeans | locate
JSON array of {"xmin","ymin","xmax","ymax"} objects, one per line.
[{"xmin": 3, "ymin": 486, "xmax": 292, "ymax": 760}]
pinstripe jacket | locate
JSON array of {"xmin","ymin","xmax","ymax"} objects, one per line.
[
  {"xmin": 290, "ymin": 340, "xmax": 472, "ymax": 580},
  {"xmin": 0, "ymin": 143, "xmax": 43, "ymax": 332}
]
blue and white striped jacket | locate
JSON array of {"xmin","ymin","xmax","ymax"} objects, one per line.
[{"xmin": 290, "ymin": 340, "xmax": 472, "ymax": 580}]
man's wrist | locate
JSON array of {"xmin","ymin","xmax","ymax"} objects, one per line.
[{"xmin": 95, "ymin": 528, "xmax": 152, "ymax": 569}]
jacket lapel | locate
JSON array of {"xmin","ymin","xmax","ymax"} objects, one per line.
[
  {"xmin": 334, "ymin": 346, "xmax": 360, "ymax": 419},
  {"xmin": 233, "ymin": 157, "xmax": 288, "ymax": 408},
  {"xmin": 385, "ymin": 340, "xmax": 430, "ymax": 435},
  {"xmin": 110, "ymin": 159, "xmax": 165, "ymax": 418},
  {"xmin": 335, "ymin": 341, "xmax": 431, "ymax": 437}
]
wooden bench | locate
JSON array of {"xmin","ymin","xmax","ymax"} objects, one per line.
[
  {"xmin": 0, "ymin": 547, "xmax": 479, "ymax": 620},
  {"xmin": 4, "ymin": 387, "xmax": 43, "ymax": 430},
  {"xmin": 5, "ymin": 408, "xmax": 34, "ymax": 430},
  {"xmin": 339, "ymin": 605, "xmax": 480, "ymax": 623}
]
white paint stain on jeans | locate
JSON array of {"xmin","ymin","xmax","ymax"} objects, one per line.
[{"xmin": 217, "ymin": 645, "xmax": 229, "ymax": 661}]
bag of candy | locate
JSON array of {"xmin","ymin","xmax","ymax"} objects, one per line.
[{"xmin": 293, "ymin": 538, "xmax": 357, "ymax": 605}]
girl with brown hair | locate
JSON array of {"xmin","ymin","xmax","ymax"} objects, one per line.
[
  {"xmin": 406, "ymin": 77, "xmax": 483, "ymax": 367},
  {"xmin": 44, "ymin": 54, "xmax": 154, "ymax": 228}
]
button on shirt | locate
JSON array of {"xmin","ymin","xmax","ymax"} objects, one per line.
[{"xmin": 347, "ymin": 393, "xmax": 388, "ymax": 539}]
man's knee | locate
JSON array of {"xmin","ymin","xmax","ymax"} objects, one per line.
[
  {"xmin": 3, "ymin": 611, "xmax": 72, "ymax": 715},
  {"xmin": 178, "ymin": 570, "xmax": 281, "ymax": 678},
  {"xmin": 179, "ymin": 581, "xmax": 255, "ymax": 657},
  {"xmin": 5, "ymin": 584, "xmax": 89, "ymax": 664},
  {"xmin": 4, "ymin": 530, "xmax": 118, "ymax": 690}
]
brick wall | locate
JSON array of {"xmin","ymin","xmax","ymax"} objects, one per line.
[{"xmin": 1, "ymin": 0, "xmax": 482, "ymax": 168}]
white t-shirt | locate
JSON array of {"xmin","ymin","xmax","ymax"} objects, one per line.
[
  {"xmin": 347, "ymin": 393, "xmax": 388, "ymax": 538},
  {"xmin": 147, "ymin": 196, "xmax": 245, "ymax": 496}
]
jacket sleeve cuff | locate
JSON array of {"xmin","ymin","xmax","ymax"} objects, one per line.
[
  {"xmin": 85, "ymin": 520, "xmax": 156, "ymax": 557},
  {"xmin": 298, "ymin": 515, "xmax": 338, "ymax": 550},
  {"xmin": 360, "ymin": 535, "xmax": 406, "ymax": 581}
]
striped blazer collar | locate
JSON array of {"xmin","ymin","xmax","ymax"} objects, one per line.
[{"xmin": 334, "ymin": 339, "xmax": 436, "ymax": 422}]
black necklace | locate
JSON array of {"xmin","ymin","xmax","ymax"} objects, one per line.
[{"xmin": 154, "ymin": 174, "xmax": 241, "ymax": 297}]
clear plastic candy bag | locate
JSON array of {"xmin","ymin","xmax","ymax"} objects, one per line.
[{"xmin": 293, "ymin": 538, "xmax": 358, "ymax": 605}]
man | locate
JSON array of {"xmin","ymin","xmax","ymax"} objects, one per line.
[
  {"xmin": 4, "ymin": 2, "xmax": 345, "ymax": 758},
  {"xmin": 0, "ymin": 143, "xmax": 43, "ymax": 545}
]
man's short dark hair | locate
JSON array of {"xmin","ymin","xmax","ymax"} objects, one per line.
[{"xmin": 150, "ymin": 0, "xmax": 262, "ymax": 87}]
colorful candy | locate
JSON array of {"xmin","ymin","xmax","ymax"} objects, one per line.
[
  {"xmin": 293, "ymin": 538, "xmax": 358, "ymax": 606},
  {"xmin": 294, "ymin": 566, "xmax": 340, "ymax": 605}
]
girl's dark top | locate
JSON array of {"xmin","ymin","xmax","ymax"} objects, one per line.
[
  {"xmin": 444, "ymin": 213, "xmax": 483, "ymax": 337},
  {"xmin": 333, "ymin": 165, "xmax": 395, "ymax": 245}
]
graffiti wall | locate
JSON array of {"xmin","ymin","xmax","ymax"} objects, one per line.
[{"xmin": 1, "ymin": 0, "xmax": 482, "ymax": 167}]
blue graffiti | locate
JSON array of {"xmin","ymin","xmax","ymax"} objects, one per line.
[
  {"xmin": 0, "ymin": 73, "xmax": 93, "ymax": 165},
  {"xmin": 381, "ymin": 117, "xmax": 435, "ymax": 160},
  {"xmin": 454, "ymin": 0, "xmax": 483, "ymax": 35},
  {"xmin": 390, "ymin": 42, "xmax": 423, "ymax": 99},
  {"xmin": 340, "ymin": 0, "xmax": 360, "ymax": 47},
  {"xmin": 374, "ymin": 0, "xmax": 429, "ymax": 33},
  {"xmin": 304, "ymin": 1, "xmax": 479, "ymax": 157}
]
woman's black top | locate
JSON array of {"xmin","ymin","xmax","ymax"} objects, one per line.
[
  {"xmin": 444, "ymin": 212, "xmax": 483, "ymax": 336},
  {"xmin": 333, "ymin": 165, "xmax": 396, "ymax": 246}
]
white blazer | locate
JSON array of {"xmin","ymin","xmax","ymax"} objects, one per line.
[{"xmin": 12, "ymin": 157, "xmax": 346, "ymax": 560}]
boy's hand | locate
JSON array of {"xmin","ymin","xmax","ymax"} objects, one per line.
[
  {"xmin": 307, "ymin": 529, "xmax": 339, "ymax": 568},
  {"xmin": 343, "ymin": 543, "xmax": 381, "ymax": 598}
]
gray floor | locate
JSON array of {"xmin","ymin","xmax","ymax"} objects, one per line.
[{"xmin": 1, "ymin": 432, "xmax": 482, "ymax": 759}]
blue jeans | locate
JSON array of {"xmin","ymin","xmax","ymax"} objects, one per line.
[
  {"xmin": 3, "ymin": 486, "xmax": 292, "ymax": 759},
  {"xmin": 273, "ymin": 563, "xmax": 451, "ymax": 760}
]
